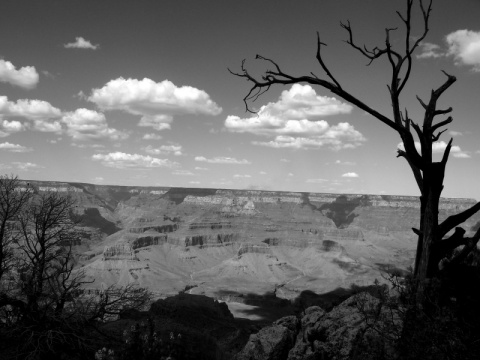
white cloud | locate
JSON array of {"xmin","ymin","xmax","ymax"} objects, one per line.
[
  {"xmin": 0, "ymin": 142, "xmax": 32, "ymax": 152},
  {"xmin": 194, "ymin": 166, "xmax": 208, "ymax": 171},
  {"xmin": 88, "ymin": 78, "xmax": 222, "ymax": 130},
  {"xmin": 142, "ymin": 133, "xmax": 163, "ymax": 140},
  {"xmin": 397, "ymin": 140, "xmax": 470, "ymax": 158},
  {"xmin": 61, "ymin": 108, "xmax": 128, "ymax": 141},
  {"xmin": 449, "ymin": 131, "xmax": 463, "ymax": 137},
  {"xmin": 12, "ymin": 162, "xmax": 43, "ymax": 171},
  {"xmin": 335, "ymin": 160, "xmax": 356, "ymax": 165},
  {"xmin": 280, "ymin": 158, "xmax": 291, "ymax": 162},
  {"xmin": 233, "ymin": 174, "xmax": 251, "ymax": 178},
  {"xmin": 92, "ymin": 152, "xmax": 179, "ymax": 169},
  {"xmin": 416, "ymin": 42, "xmax": 445, "ymax": 59},
  {"xmin": 0, "ymin": 120, "xmax": 25, "ymax": 137},
  {"xmin": 252, "ymin": 123, "xmax": 364, "ymax": 150},
  {"xmin": 446, "ymin": 30, "xmax": 480, "ymax": 71},
  {"xmin": 64, "ymin": 37, "xmax": 99, "ymax": 50},
  {"xmin": 0, "ymin": 96, "xmax": 62, "ymax": 133},
  {"xmin": 0, "ymin": 59, "xmax": 39, "ymax": 89},
  {"xmin": 342, "ymin": 172, "xmax": 359, "ymax": 178},
  {"xmin": 259, "ymin": 171, "xmax": 267, "ymax": 175},
  {"xmin": 453, "ymin": 152, "xmax": 471, "ymax": 158},
  {"xmin": 144, "ymin": 144, "xmax": 182, "ymax": 156},
  {"xmin": 189, "ymin": 181, "xmax": 200, "ymax": 184},
  {"xmin": 138, "ymin": 116, "xmax": 172, "ymax": 131},
  {"xmin": 0, "ymin": 96, "xmax": 61, "ymax": 120},
  {"xmin": 225, "ymin": 84, "xmax": 362, "ymax": 150},
  {"xmin": 93, "ymin": 176, "xmax": 104, "ymax": 183},
  {"xmin": 195, "ymin": 156, "xmax": 251, "ymax": 164}
]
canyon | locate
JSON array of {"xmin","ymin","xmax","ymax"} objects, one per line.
[{"xmin": 20, "ymin": 180, "xmax": 480, "ymax": 321}]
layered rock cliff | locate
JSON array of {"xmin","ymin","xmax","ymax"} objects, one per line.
[{"xmin": 18, "ymin": 180, "xmax": 480, "ymax": 302}]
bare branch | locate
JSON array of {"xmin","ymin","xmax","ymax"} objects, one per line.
[
  {"xmin": 440, "ymin": 138, "xmax": 453, "ymax": 167},
  {"xmin": 416, "ymin": 95, "xmax": 428, "ymax": 109},
  {"xmin": 432, "ymin": 129, "xmax": 447, "ymax": 142},
  {"xmin": 316, "ymin": 32, "xmax": 342, "ymax": 89},
  {"xmin": 445, "ymin": 227, "xmax": 480, "ymax": 268},
  {"xmin": 431, "ymin": 116, "xmax": 453, "ymax": 134},
  {"xmin": 438, "ymin": 201, "xmax": 480, "ymax": 239}
]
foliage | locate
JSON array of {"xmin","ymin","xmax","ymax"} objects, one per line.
[
  {"xmin": 355, "ymin": 261, "xmax": 480, "ymax": 359},
  {"xmin": 0, "ymin": 175, "xmax": 151, "ymax": 359}
]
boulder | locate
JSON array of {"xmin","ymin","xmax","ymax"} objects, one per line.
[
  {"xmin": 235, "ymin": 292, "xmax": 402, "ymax": 360},
  {"xmin": 235, "ymin": 316, "xmax": 299, "ymax": 360}
]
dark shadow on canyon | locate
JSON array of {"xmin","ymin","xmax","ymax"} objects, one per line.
[{"xmin": 215, "ymin": 283, "xmax": 385, "ymax": 324}]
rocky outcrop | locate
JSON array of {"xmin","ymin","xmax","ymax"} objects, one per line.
[
  {"xmin": 235, "ymin": 316, "xmax": 300, "ymax": 360},
  {"xmin": 235, "ymin": 292, "xmax": 401, "ymax": 360},
  {"xmin": 238, "ymin": 243, "xmax": 271, "ymax": 256},
  {"xmin": 131, "ymin": 234, "xmax": 168, "ymax": 249},
  {"xmin": 128, "ymin": 224, "xmax": 178, "ymax": 234},
  {"xmin": 103, "ymin": 244, "xmax": 136, "ymax": 260},
  {"xmin": 189, "ymin": 221, "xmax": 232, "ymax": 230},
  {"xmin": 184, "ymin": 233, "xmax": 239, "ymax": 247}
]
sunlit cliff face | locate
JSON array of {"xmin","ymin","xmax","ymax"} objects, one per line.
[{"xmin": 19, "ymin": 180, "xmax": 480, "ymax": 300}]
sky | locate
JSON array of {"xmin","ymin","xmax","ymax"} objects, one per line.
[{"xmin": 1, "ymin": 0, "xmax": 480, "ymax": 199}]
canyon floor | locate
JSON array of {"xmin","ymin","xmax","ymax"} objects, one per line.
[{"xmin": 27, "ymin": 181, "xmax": 480, "ymax": 322}]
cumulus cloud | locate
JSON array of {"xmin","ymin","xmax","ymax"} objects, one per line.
[
  {"xmin": 397, "ymin": 140, "xmax": 470, "ymax": 158},
  {"xmin": 195, "ymin": 156, "xmax": 251, "ymax": 164},
  {"xmin": 225, "ymin": 84, "xmax": 363, "ymax": 150},
  {"xmin": 0, "ymin": 96, "xmax": 62, "ymax": 133},
  {"xmin": 0, "ymin": 96, "xmax": 61, "ymax": 120},
  {"xmin": 0, "ymin": 120, "xmax": 25, "ymax": 137},
  {"xmin": 144, "ymin": 144, "xmax": 182, "ymax": 156},
  {"xmin": 61, "ymin": 108, "xmax": 128, "ymax": 141},
  {"xmin": 0, "ymin": 59, "xmax": 39, "ymax": 89},
  {"xmin": 0, "ymin": 142, "xmax": 32, "ymax": 152},
  {"xmin": 142, "ymin": 133, "xmax": 163, "ymax": 140},
  {"xmin": 446, "ymin": 30, "xmax": 480, "ymax": 71},
  {"xmin": 195, "ymin": 166, "xmax": 208, "ymax": 171},
  {"xmin": 252, "ymin": 123, "xmax": 365, "ymax": 150},
  {"xmin": 417, "ymin": 42, "xmax": 445, "ymax": 59},
  {"xmin": 64, "ymin": 37, "xmax": 99, "ymax": 50},
  {"xmin": 88, "ymin": 78, "xmax": 222, "ymax": 130},
  {"xmin": 342, "ymin": 172, "xmax": 359, "ymax": 178},
  {"xmin": 12, "ymin": 162, "xmax": 43, "ymax": 171},
  {"xmin": 138, "ymin": 116, "xmax": 172, "ymax": 131},
  {"xmin": 449, "ymin": 131, "xmax": 463, "ymax": 137},
  {"xmin": 92, "ymin": 152, "xmax": 179, "ymax": 169},
  {"xmin": 417, "ymin": 30, "xmax": 480, "ymax": 72}
]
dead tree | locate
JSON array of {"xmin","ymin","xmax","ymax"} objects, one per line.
[
  {"xmin": 0, "ymin": 188, "xmax": 151, "ymax": 358},
  {"xmin": 0, "ymin": 175, "xmax": 32, "ymax": 283},
  {"xmin": 231, "ymin": 0, "xmax": 480, "ymax": 301}
]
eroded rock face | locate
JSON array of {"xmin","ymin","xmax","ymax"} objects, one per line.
[
  {"xmin": 183, "ymin": 233, "xmax": 239, "ymax": 247},
  {"xmin": 131, "ymin": 235, "xmax": 167, "ymax": 249},
  {"xmin": 235, "ymin": 316, "xmax": 299, "ymax": 360},
  {"xmin": 235, "ymin": 292, "xmax": 401, "ymax": 360},
  {"xmin": 238, "ymin": 243, "xmax": 271, "ymax": 256},
  {"xmin": 128, "ymin": 224, "xmax": 178, "ymax": 234},
  {"xmin": 103, "ymin": 244, "xmax": 136, "ymax": 260}
]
